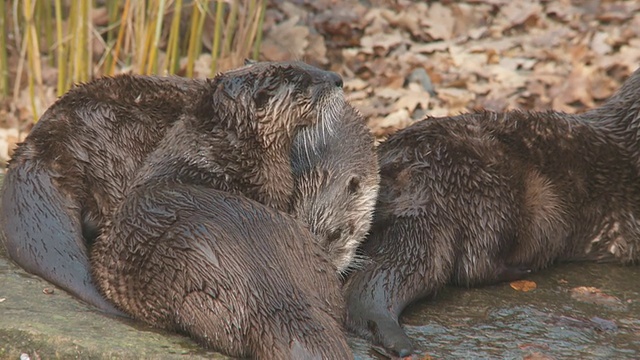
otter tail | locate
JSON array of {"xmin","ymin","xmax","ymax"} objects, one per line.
[{"xmin": 0, "ymin": 161, "xmax": 122, "ymax": 315}]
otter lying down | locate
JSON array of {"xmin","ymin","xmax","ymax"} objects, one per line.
[{"xmin": 3, "ymin": 61, "xmax": 640, "ymax": 359}]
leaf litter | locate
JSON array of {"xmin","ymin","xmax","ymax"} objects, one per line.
[{"xmin": 2, "ymin": 0, "xmax": 640, "ymax": 167}]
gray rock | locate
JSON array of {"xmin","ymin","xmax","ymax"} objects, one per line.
[{"xmin": 0, "ymin": 245, "xmax": 228, "ymax": 360}]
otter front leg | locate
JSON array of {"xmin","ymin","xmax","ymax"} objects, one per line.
[
  {"xmin": 345, "ymin": 268, "xmax": 416, "ymax": 357},
  {"xmin": 492, "ymin": 264, "xmax": 532, "ymax": 283},
  {"xmin": 344, "ymin": 217, "xmax": 457, "ymax": 357}
]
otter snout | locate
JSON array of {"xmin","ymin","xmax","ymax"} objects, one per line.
[{"xmin": 327, "ymin": 71, "xmax": 343, "ymax": 88}]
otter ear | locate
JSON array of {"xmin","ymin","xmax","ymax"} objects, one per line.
[
  {"xmin": 348, "ymin": 176, "xmax": 361, "ymax": 194},
  {"xmin": 219, "ymin": 79, "xmax": 244, "ymax": 100},
  {"xmin": 244, "ymin": 58, "xmax": 257, "ymax": 66}
]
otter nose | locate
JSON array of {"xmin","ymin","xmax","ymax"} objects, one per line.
[{"xmin": 327, "ymin": 72, "xmax": 343, "ymax": 88}]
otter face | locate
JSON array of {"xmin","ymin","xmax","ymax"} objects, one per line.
[
  {"xmin": 291, "ymin": 104, "xmax": 380, "ymax": 274},
  {"xmin": 213, "ymin": 61, "xmax": 345, "ymax": 138}
]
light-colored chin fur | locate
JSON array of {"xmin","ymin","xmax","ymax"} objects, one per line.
[
  {"xmin": 291, "ymin": 101, "xmax": 380, "ymax": 275},
  {"xmin": 317, "ymin": 88, "xmax": 345, "ymax": 134},
  {"xmin": 333, "ymin": 182, "xmax": 380, "ymax": 276}
]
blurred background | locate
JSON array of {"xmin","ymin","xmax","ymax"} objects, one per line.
[{"xmin": 1, "ymin": 0, "xmax": 639, "ymax": 168}]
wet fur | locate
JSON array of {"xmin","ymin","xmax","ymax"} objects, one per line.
[
  {"xmin": 291, "ymin": 104, "xmax": 380, "ymax": 274},
  {"xmin": 0, "ymin": 75, "xmax": 204, "ymax": 315},
  {"xmin": 91, "ymin": 62, "xmax": 354, "ymax": 358},
  {"xmin": 95, "ymin": 184, "xmax": 352, "ymax": 359},
  {"xmin": 0, "ymin": 61, "xmax": 360, "ymax": 319},
  {"xmin": 344, "ymin": 68, "xmax": 640, "ymax": 356}
]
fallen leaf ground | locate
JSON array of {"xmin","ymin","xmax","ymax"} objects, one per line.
[{"xmin": 2, "ymin": 0, "xmax": 639, "ymax": 166}]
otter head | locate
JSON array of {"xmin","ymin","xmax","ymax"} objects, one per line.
[
  {"xmin": 291, "ymin": 104, "xmax": 380, "ymax": 274},
  {"xmin": 206, "ymin": 61, "xmax": 346, "ymax": 144},
  {"xmin": 186, "ymin": 61, "xmax": 346, "ymax": 211}
]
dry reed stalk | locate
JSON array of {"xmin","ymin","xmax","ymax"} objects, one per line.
[
  {"xmin": 0, "ymin": 2, "xmax": 9, "ymax": 97},
  {"xmin": 7, "ymin": 0, "xmax": 266, "ymax": 123},
  {"xmin": 210, "ymin": 0, "xmax": 225, "ymax": 75},
  {"xmin": 185, "ymin": 0, "xmax": 208, "ymax": 78},
  {"xmin": 164, "ymin": 0, "xmax": 183, "ymax": 75},
  {"xmin": 23, "ymin": 0, "xmax": 43, "ymax": 119},
  {"xmin": 108, "ymin": 0, "xmax": 131, "ymax": 75},
  {"xmin": 53, "ymin": 0, "xmax": 66, "ymax": 96}
]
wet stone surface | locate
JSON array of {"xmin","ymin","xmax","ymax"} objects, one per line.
[
  {"xmin": 399, "ymin": 262, "xmax": 640, "ymax": 359},
  {"xmin": 2, "ymin": 242, "xmax": 639, "ymax": 359},
  {"xmin": 0, "ymin": 245, "xmax": 228, "ymax": 359}
]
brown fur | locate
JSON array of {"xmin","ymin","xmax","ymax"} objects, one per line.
[
  {"xmin": 0, "ymin": 75, "xmax": 205, "ymax": 315},
  {"xmin": 1, "ymin": 61, "xmax": 365, "ymax": 320},
  {"xmin": 91, "ymin": 62, "xmax": 354, "ymax": 359},
  {"xmin": 344, "ymin": 68, "xmax": 640, "ymax": 356}
]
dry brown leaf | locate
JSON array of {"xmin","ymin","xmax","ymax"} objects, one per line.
[
  {"xmin": 420, "ymin": 3, "xmax": 455, "ymax": 41},
  {"xmin": 395, "ymin": 86, "xmax": 430, "ymax": 113},
  {"xmin": 616, "ymin": 41, "xmax": 640, "ymax": 71},
  {"xmin": 551, "ymin": 64, "xmax": 596, "ymax": 112},
  {"xmin": 280, "ymin": 2, "xmax": 308, "ymax": 19},
  {"xmin": 510, "ymin": 280, "xmax": 537, "ymax": 292},
  {"xmin": 261, "ymin": 16, "xmax": 309, "ymax": 61},
  {"xmin": 570, "ymin": 286, "xmax": 626, "ymax": 309},
  {"xmin": 381, "ymin": 5, "xmax": 427, "ymax": 39},
  {"xmin": 412, "ymin": 42, "xmax": 449, "ymax": 55},
  {"xmin": 360, "ymin": 32, "xmax": 406, "ymax": 56},
  {"xmin": 437, "ymin": 87, "xmax": 476, "ymax": 111},
  {"xmin": 591, "ymin": 31, "xmax": 612, "ymax": 56},
  {"xmin": 306, "ymin": 33, "xmax": 328, "ymax": 65},
  {"xmin": 589, "ymin": 73, "xmax": 618, "ymax": 100},
  {"xmin": 344, "ymin": 78, "xmax": 369, "ymax": 91},
  {"xmin": 375, "ymin": 109, "xmax": 411, "ymax": 130},
  {"xmin": 500, "ymin": 1, "xmax": 542, "ymax": 29},
  {"xmin": 597, "ymin": 2, "xmax": 640, "ymax": 23},
  {"xmin": 545, "ymin": 1, "xmax": 582, "ymax": 22},
  {"xmin": 376, "ymin": 88, "xmax": 403, "ymax": 100}
]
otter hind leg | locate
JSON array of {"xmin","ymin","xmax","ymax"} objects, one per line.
[{"xmin": 0, "ymin": 163, "xmax": 121, "ymax": 315}]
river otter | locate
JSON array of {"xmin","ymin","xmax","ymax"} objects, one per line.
[
  {"xmin": 344, "ymin": 68, "xmax": 640, "ymax": 356},
  {"xmin": 91, "ymin": 62, "xmax": 353, "ymax": 358},
  {"xmin": 0, "ymin": 61, "xmax": 366, "ymax": 317},
  {"xmin": 291, "ymin": 104, "xmax": 380, "ymax": 274},
  {"xmin": 0, "ymin": 75, "xmax": 206, "ymax": 315}
]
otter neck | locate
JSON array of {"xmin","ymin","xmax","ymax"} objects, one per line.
[
  {"xmin": 255, "ymin": 134, "xmax": 296, "ymax": 213},
  {"xmin": 193, "ymin": 95, "xmax": 296, "ymax": 212}
]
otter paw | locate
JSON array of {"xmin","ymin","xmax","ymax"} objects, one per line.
[
  {"xmin": 367, "ymin": 317, "xmax": 415, "ymax": 357},
  {"xmin": 495, "ymin": 265, "xmax": 532, "ymax": 283}
]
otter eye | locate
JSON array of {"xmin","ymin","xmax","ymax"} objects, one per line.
[
  {"xmin": 254, "ymin": 90, "xmax": 270, "ymax": 108},
  {"xmin": 348, "ymin": 176, "xmax": 361, "ymax": 194},
  {"xmin": 327, "ymin": 229, "xmax": 342, "ymax": 243}
]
